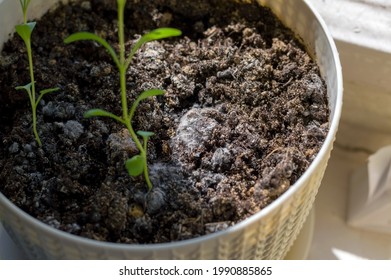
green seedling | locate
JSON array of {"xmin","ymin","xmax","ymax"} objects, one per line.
[
  {"xmin": 15, "ymin": 0, "xmax": 59, "ymax": 146},
  {"xmin": 64, "ymin": 0, "xmax": 181, "ymax": 190}
]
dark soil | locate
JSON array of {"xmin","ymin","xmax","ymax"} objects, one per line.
[{"xmin": 0, "ymin": 0, "xmax": 329, "ymax": 244}]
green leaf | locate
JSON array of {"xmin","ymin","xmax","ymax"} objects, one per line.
[
  {"xmin": 39, "ymin": 87, "xmax": 60, "ymax": 95},
  {"xmin": 141, "ymin": 28, "xmax": 182, "ymax": 43},
  {"xmin": 125, "ymin": 155, "xmax": 145, "ymax": 177},
  {"xmin": 15, "ymin": 82, "xmax": 33, "ymax": 92},
  {"xmin": 15, "ymin": 22, "xmax": 36, "ymax": 43},
  {"xmin": 19, "ymin": 0, "xmax": 31, "ymax": 20},
  {"xmin": 129, "ymin": 89, "xmax": 165, "ymax": 120},
  {"xmin": 20, "ymin": 0, "xmax": 31, "ymax": 10},
  {"xmin": 137, "ymin": 131, "xmax": 155, "ymax": 151},
  {"xmin": 126, "ymin": 28, "xmax": 182, "ymax": 68},
  {"xmin": 84, "ymin": 109, "xmax": 124, "ymax": 124},
  {"xmin": 64, "ymin": 32, "xmax": 120, "ymax": 68},
  {"xmin": 36, "ymin": 87, "xmax": 60, "ymax": 106},
  {"xmin": 16, "ymin": 82, "xmax": 34, "ymax": 105},
  {"xmin": 136, "ymin": 89, "xmax": 165, "ymax": 103},
  {"xmin": 137, "ymin": 131, "xmax": 154, "ymax": 139}
]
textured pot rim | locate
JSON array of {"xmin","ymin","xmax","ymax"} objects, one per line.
[{"xmin": 0, "ymin": 0, "xmax": 343, "ymax": 253}]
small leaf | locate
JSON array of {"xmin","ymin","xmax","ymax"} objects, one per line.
[
  {"xmin": 64, "ymin": 32, "xmax": 120, "ymax": 68},
  {"xmin": 126, "ymin": 28, "xmax": 182, "ymax": 68},
  {"xmin": 137, "ymin": 131, "xmax": 154, "ymax": 139},
  {"xmin": 141, "ymin": 28, "xmax": 182, "ymax": 43},
  {"xmin": 137, "ymin": 131, "xmax": 155, "ymax": 151},
  {"xmin": 125, "ymin": 155, "xmax": 145, "ymax": 177},
  {"xmin": 84, "ymin": 109, "xmax": 124, "ymax": 124},
  {"xmin": 20, "ymin": 0, "xmax": 31, "ymax": 11},
  {"xmin": 15, "ymin": 82, "xmax": 33, "ymax": 92},
  {"xmin": 136, "ymin": 89, "xmax": 165, "ymax": 104},
  {"xmin": 15, "ymin": 22, "xmax": 36, "ymax": 43},
  {"xmin": 129, "ymin": 89, "xmax": 165, "ymax": 120},
  {"xmin": 36, "ymin": 87, "xmax": 60, "ymax": 107},
  {"xmin": 16, "ymin": 83, "xmax": 34, "ymax": 105},
  {"xmin": 39, "ymin": 87, "xmax": 60, "ymax": 95}
]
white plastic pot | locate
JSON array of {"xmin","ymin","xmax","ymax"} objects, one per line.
[{"xmin": 0, "ymin": 0, "xmax": 343, "ymax": 259}]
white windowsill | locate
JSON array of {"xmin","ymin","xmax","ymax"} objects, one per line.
[
  {"xmin": 312, "ymin": 0, "xmax": 391, "ymax": 54},
  {"xmin": 309, "ymin": 0, "xmax": 391, "ymax": 260},
  {"xmin": 312, "ymin": 0, "xmax": 391, "ymax": 144}
]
